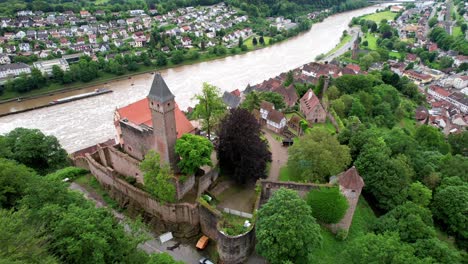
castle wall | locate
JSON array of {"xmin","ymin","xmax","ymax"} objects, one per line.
[
  {"xmin": 75, "ymin": 153, "xmax": 200, "ymax": 229},
  {"xmin": 329, "ymin": 186, "xmax": 362, "ymax": 234},
  {"xmin": 119, "ymin": 121, "xmax": 154, "ymax": 161},
  {"xmin": 176, "ymin": 174, "xmax": 195, "ymax": 200},
  {"xmin": 197, "ymin": 167, "xmax": 219, "ymax": 197},
  {"xmin": 217, "ymin": 226, "xmax": 256, "ymax": 264},
  {"xmin": 259, "ymin": 180, "xmax": 327, "ymax": 206},
  {"xmin": 99, "ymin": 146, "xmax": 144, "ymax": 183},
  {"xmin": 199, "ymin": 201, "xmax": 222, "ymax": 240}
]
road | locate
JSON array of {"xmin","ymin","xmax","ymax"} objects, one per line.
[
  {"xmin": 69, "ymin": 182, "xmax": 204, "ymax": 263},
  {"xmin": 323, "ymin": 26, "xmax": 361, "ymax": 62},
  {"xmin": 263, "ymin": 130, "xmax": 289, "ymax": 181}
]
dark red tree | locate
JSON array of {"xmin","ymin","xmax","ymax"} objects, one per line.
[{"xmin": 217, "ymin": 108, "xmax": 271, "ymax": 184}]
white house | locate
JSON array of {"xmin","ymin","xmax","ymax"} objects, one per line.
[
  {"xmin": 33, "ymin": 58, "xmax": 69, "ymax": 76},
  {"xmin": 0, "ymin": 54, "xmax": 11, "ymax": 64},
  {"xmin": 266, "ymin": 109, "xmax": 287, "ymax": 133},
  {"xmin": 453, "ymin": 76, "xmax": 468, "ymax": 89}
]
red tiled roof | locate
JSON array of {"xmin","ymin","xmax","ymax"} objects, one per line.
[
  {"xmin": 116, "ymin": 98, "xmax": 195, "ymax": 138},
  {"xmin": 431, "ymin": 86, "xmax": 451, "ymax": 97},
  {"xmin": 230, "ymin": 89, "xmax": 241, "ymax": 97}
]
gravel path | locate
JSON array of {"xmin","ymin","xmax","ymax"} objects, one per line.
[{"xmin": 263, "ymin": 130, "xmax": 289, "ymax": 181}]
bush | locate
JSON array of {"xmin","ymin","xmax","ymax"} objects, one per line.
[
  {"xmin": 336, "ymin": 228, "xmax": 348, "ymax": 241},
  {"xmin": 45, "ymin": 167, "xmax": 88, "ymax": 182},
  {"xmin": 306, "ymin": 187, "xmax": 349, "ymax": 224}
]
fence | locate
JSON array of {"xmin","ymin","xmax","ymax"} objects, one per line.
[{"xmin": 222, "ymin": 207, "xmax": 253, "ymax": 219}]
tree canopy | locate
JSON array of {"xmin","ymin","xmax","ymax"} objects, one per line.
[
  {"xmin": 217, "ymin": 108, "xmax": 271, "ymax": 184},
  {"xmin": 256, "ymin": 188, "xmax": 322, "ymax": 264},
  {"xmin": 288, "ymin": 127, "xmax": 351, "ymax": 182},
  {"xmin": 306, "ymin": 187, "xmax": 348, "ymax": 224},
  {"xmin": 175, "ymin": 134, "xmax": 213, "ymax": 175},
  {"xmin": 192, "ymin": 83, "xmax": 226, "ymax": 138},
  {"xmin": 1, "ymin": 128, "xmax": 68, "ymax": 175},
  {"xmin": 140, "ymin": 150, "xmax": 176, "ymax": 203}
]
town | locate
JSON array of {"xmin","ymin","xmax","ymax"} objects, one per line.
[{"xmin": 0, "ymin": 0, "xmax": 466, "ymax": 264}]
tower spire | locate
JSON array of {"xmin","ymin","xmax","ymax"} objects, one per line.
[{"xmin": 148, "ymin": 73, "xmax": 175, "ymax": 103}]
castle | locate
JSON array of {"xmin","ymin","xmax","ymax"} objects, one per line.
[{"xmin": 113, "ymin": 73, "xmax": 195, "ymax": 164}]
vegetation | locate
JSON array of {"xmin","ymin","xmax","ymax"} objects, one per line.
[
  {"xmin": 429, "ymin": 26, "xmax": 468, "ymax": 55},
  {"xmin": 0, "ymin": 127, "xmax": 68, "ymax": 175},
  {"xmin": 192, "ymin": 83, "xmax": 227, "ymax": 139},
  {"xmin": 140, "ymin": 150, "xmax": 176, "ymax": 203},
  {"xmin": 287, "ymin": 127, "xmax": 351, "ymax": 182},
  {"xmin": 256, "ymin": 188, "xmax": 322, "ymax": 264},
  {"xmin": 0, "ymin": 144, "xmax": 180, "ymax": 264},
  {"xmin": 360, "ymin": 11, "xmax": 397, "ymax": 23},
  {"xmin": 175, "ymin": 134, "xmax": 213, "ymax": 175},
  {"xmin": 217, "ymin": 108, "xmax": 271, "ymax": 184},
  {"xmin": 306, "ymin": 187, "xmax": 349, "ymax": 224}
]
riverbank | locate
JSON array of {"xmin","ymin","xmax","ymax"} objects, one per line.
[{"xmin": 0, "ymin": 4, "xmax": 392, "ymax": 153}]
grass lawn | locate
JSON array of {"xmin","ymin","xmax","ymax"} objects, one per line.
[
  {"xmin": 311, "ymin": 118, "xmax": 336, "ymax": 134},
  {"xmin": 74, "ymin": 174, "xmax": 120, "ymax": 210},
  {"xmin": 452, "ymin": 26, "xmax": 462, "ymax": 37},
  {"xmin": 362, "ymin": 32, "xmax": 378, "ymax": 50},
  {"xmin": 279, "ymin": 166, "xmax": 291, "ymax": 181},
  {"xmin": 326, "ymin": 34, "xmax": 352, "ymax": 56},
  {"xmin": 398, "ymin": 117, "xmax": 417, "ymax": 134},
  {"xmin": 309, "ymin": 198, "xmax": 377, "ymax": 263},
  {"xmin": 361, "ymin": 11, "xmax": 397, "ymax": 23},
  {"xmin": 389, "ymin": 51, "xmax": 401, "ymax": 59},
  {"xmin": 244, "ymin": 36, "xmax": 271, "ymax": 49}
]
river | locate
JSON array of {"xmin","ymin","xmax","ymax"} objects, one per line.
[{"xmin": 0, "ymin": 4, "xmax": 392, "ymax": 152}]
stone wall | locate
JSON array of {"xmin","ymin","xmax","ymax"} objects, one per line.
[
  {"xmin": 217, "ymin": 226, "xmax": 256, "ymax": 264},
  {"xmin": 98, "ymin": 145, "xmax": 144, "ymax": 183},
  {"xmin": 175, "ymin": 174, "xmax": 195, "ymax": 200},
  {"xmin": 259, "ymin": 180, "xmax": 360, "ymax": 235},
  {"xmin": 74, "ymin": 153, "xmax": 200, "ymax": 230},
  {"xmin": 199, "ymin": 201, "xmax": 255, "ymax": 264},
  {"xmin": 119, "ymin": 121, "xmax": 154, "ymax": 161},
  {"xmin": 259, "ymin": 180, "xmax": 328, "ymax": 206},
  {"xmin": 197, "ymin": 167, "xmax": 219, "ymax": 197}
]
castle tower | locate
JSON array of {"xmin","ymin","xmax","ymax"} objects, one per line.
[{"xmin": 147, "ymin": 73, "xmax": 178, "ymax": 170}]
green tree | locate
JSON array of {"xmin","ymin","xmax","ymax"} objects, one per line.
[
  {"xmin": 432, "ymin": 184, "xmax": 468, "ymax": 240},
  {"xmin": 354, "ymin": 138, "xmax": 412, "ymax": 211},
  {"xmin": 0, "ymin": 209, "xmax": 57, "ymax": 263},
  {"xmin": 428, "ymin": 17, "xmax": 438, "ymax": 28},
  {"xmin": 192, "ymin": 83, "xmax": 226, "ymax": 139},
  {"xmin": 241, "ymin": 91, "xmax": 262, "ymax": 111},
  {"xmin": 288, "ymin": 127, "xmax": 351, "ymax": 182},
  {"xmin": 256, "ymin": 188, "xmax": 322, "ymax": 264},
  {"xmin": 0, "ymin": 158, "xmax": 35, "ymax": 208},
  {"xmin": 140, "ymin": 150, "xmax": 176, "ymax": 203},
  {"xmin": 175, "ymin": 134, "xmax": 213, "ymax": 175},
  {"xmin": 170, "ymin": 50, "xmax": 184, "ymax": 64},
  {"xmin": 374, "ymin": 202, "xmax": 436, "ymax": 242},
  {"xmin": 448, "ymin": 131, "xmax": 467, "ymax": 156},
  {"xmin": 51, "ymin": 65, "xmax": 64, "ymax": 82},
  {"xmin": 2, "ymin": 128, "xmax": 68, "ymax": 175},
  {"xmin": 408, "ymin": 181, "xmax": 432, "ymax": 207},
  {"xmin": 252, "ymin": 37, "xmax": 258, "ymax": 46},
  {"xmin": 415, "ymin": 125, "xmax": 450, "ymax": 154},
  {"xmin": 413, "ymin": 238, "xmax": 462, "ymax": 264},
  {"xmin": 342, "ymin": 232, "xmax": 425, "ymax": 264},
  {"xmin": 218, "ymin": 108, "xmax": 271, "ymax": 184},
  {"xmin": 306, "ymin": 187, "xmax": 348, "ymax": 224},
  {"xmin": 238, "ymin": 36, "xmax": 243, "ymax": 48},
  {"xmin": 259, "ymin": 91, "xmax": 286, "ymax": 110},
  {"xmin": 147, "ymin": 253, "xmax": 184, "ymax": 264}
]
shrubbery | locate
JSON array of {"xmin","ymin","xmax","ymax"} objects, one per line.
[{"xmin": 306, "ymin": 187, "xmax": 349, "ymax": 224}]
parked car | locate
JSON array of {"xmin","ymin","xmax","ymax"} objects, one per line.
[{"xmin": 199, "ymin": 257, "xmax": 214, "ymax": 264}]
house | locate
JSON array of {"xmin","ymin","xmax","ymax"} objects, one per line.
[
  {"xmin": 182, "ymin": 36, "xmax": 192, "ymax": 47},
  {"xmin": 453, "ymin": 76, "xmax": 468, "ymax": 89},
  {"xmin": 406, "ymin": 53, "xmax": 418, "ymax": 62},
  {"xmin": 266, "ymin": 109, "xmax": 287, "ymax": 133},
  {"xmin": 0, "ymin": 54, "xmax": 11, "ymax": 64},
  {"xmin": 403, "ymin": 70, "xmax": 432, "ymax": 84},
  {"xmin": 273, "ymin": 85, "xmax": 298, "ymax": 108},
  {"xmin": 33, "ymin": 58, "xmax": 69, "ymax": 76},
  {"xmin": 80, "ymin": 10, "xmax": 90, "ymax": 18},
  {"xmin": 390, "ymin": 5, "xmax": 404, "ymax": 13},
  {"xmin": 454, "ymin": 55, "xmax": 468, "ymax": 67},
  {"xmin": 299, "ymin": 89, "xmax": 326, "ymax": 123},
  {"xmin": 259, "ymin": 101, "xmax": 274, "ymax": 124},
  {"xmin": 18, "ymin": 43, "xmax": 30, "ymax": 52},
  {"xmin": 0, "ymin": 63, "xmax": 31, "ymax": 80},
  {"xmin": 222, "ymin": 91, "xmax": 241, "ymax": 109}
]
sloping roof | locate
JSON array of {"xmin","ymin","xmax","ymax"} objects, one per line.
[
  {"xmin": 260, "ymin": 101, "xmax": 274, "ymax": 112},
  {"xmin": 300, "ymin": 89, "xmax": 323, "ymax": 116},
  {"xmin": 116, "ymin": 98, "xmax": 194, "ymax": 138},
  {"xmin": 222, "ymin": 91, "xmax": 241, "ymax": 109},
  {"xmin": 148, "ymin": 73, "xmax": 175, "ymax": 103},
  {"xmin": 338, "ymin": 166, "xmax": 364, "ymax": 190},
  {"xmin": 267, "ymin": 109, "xmax": 285, "ymax": 124}
]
